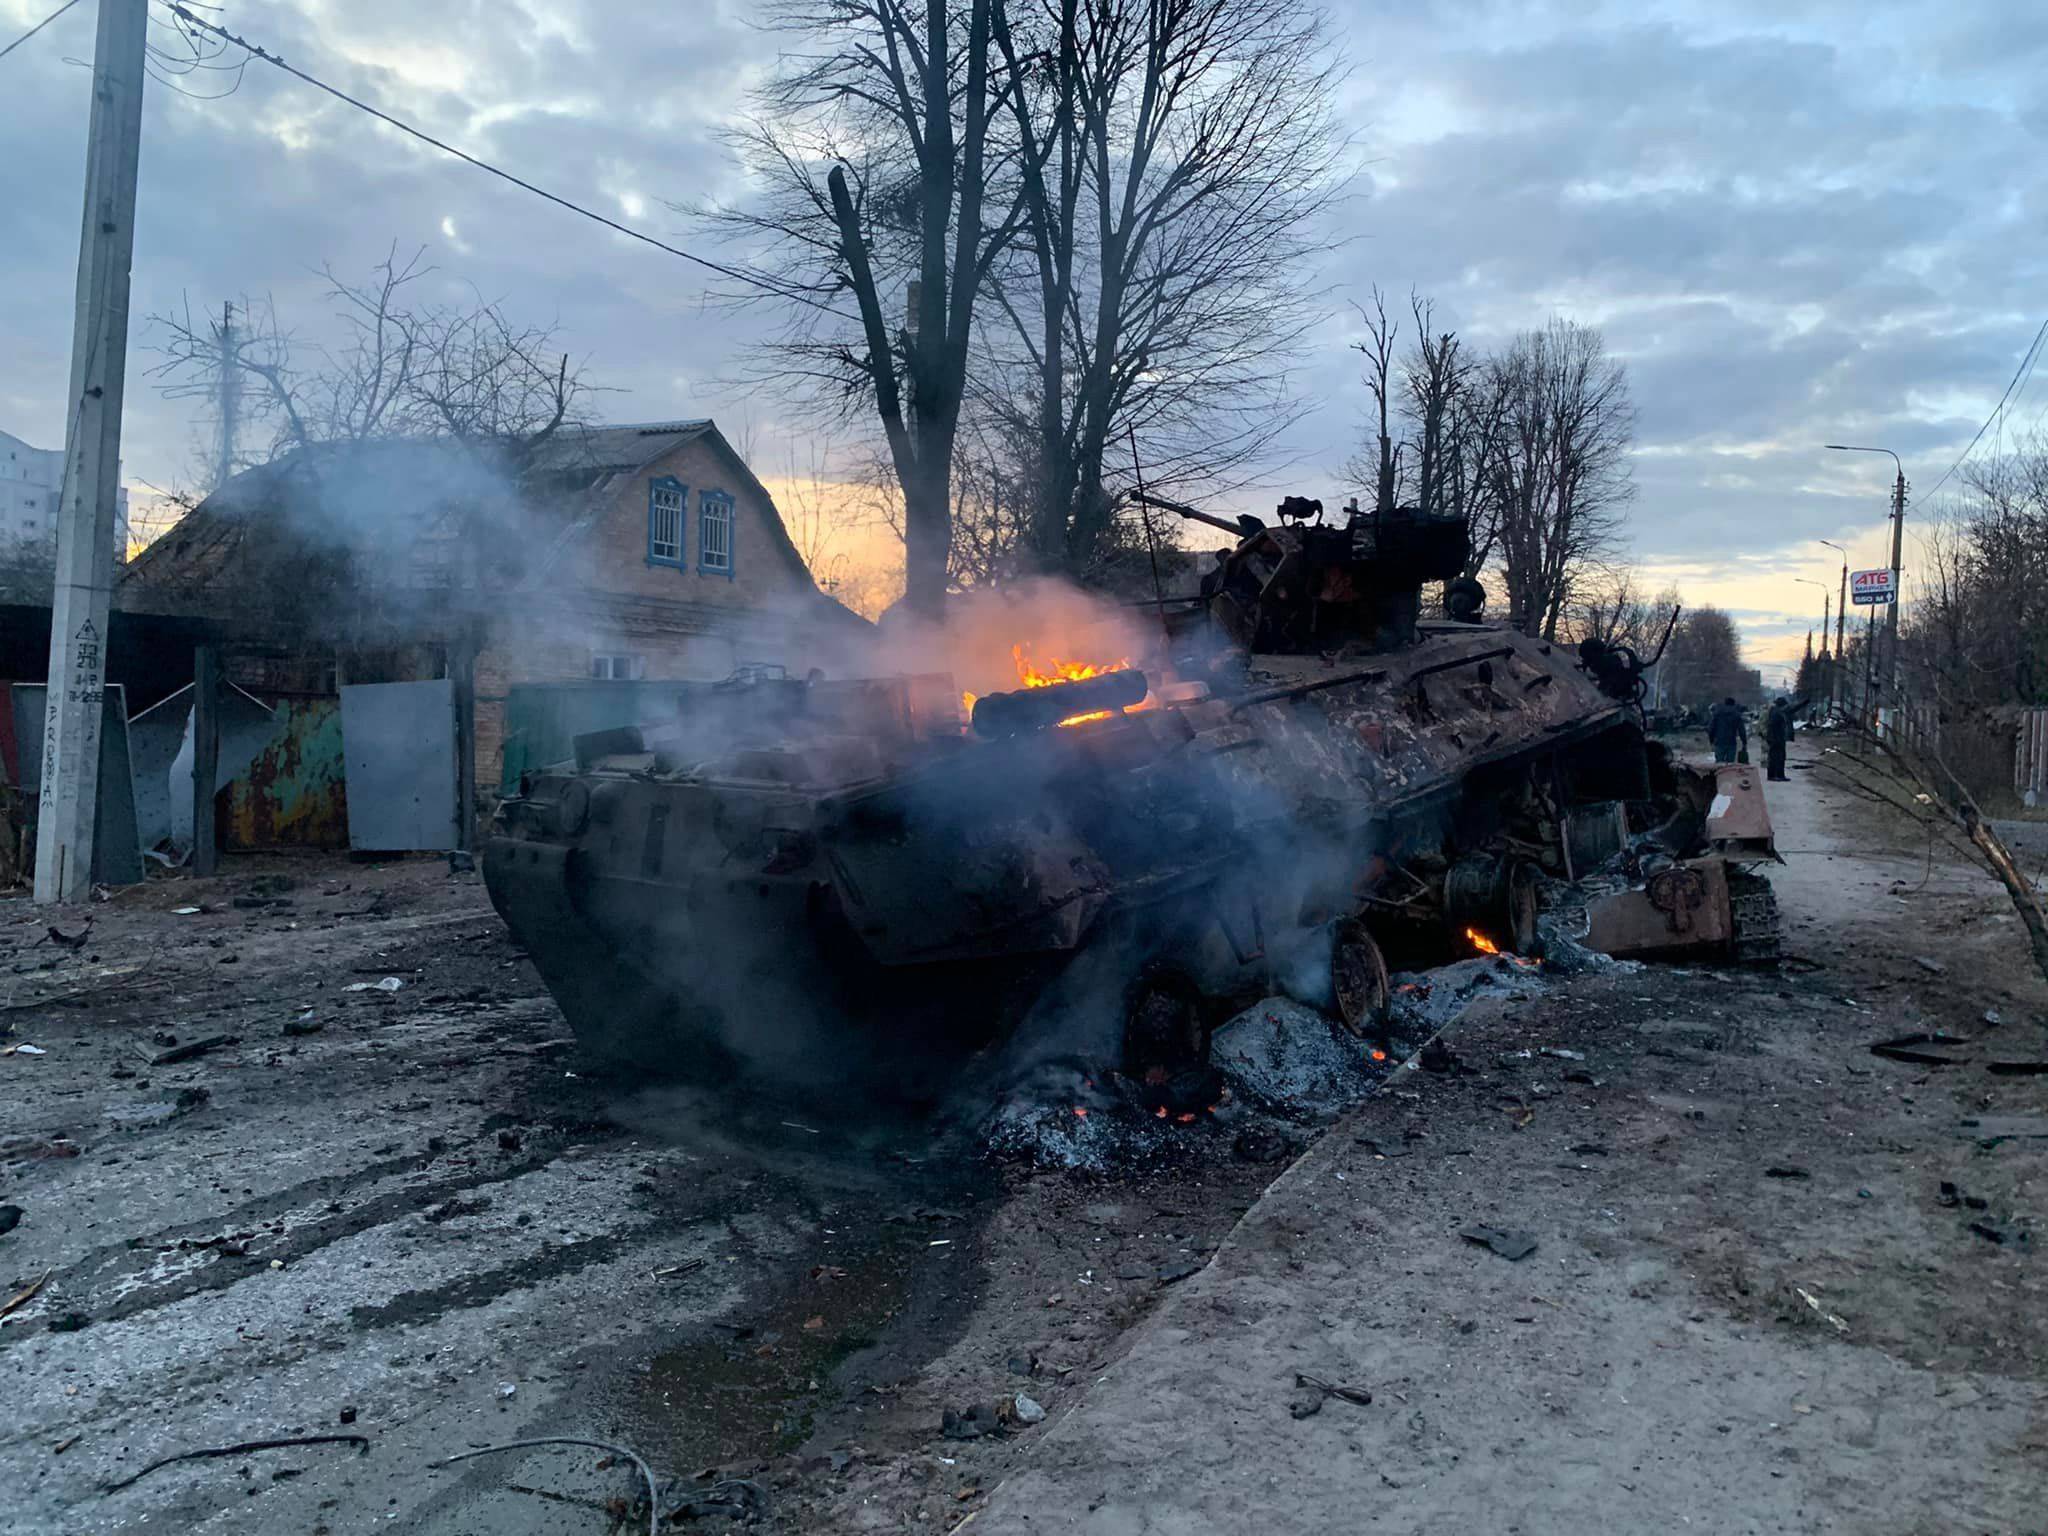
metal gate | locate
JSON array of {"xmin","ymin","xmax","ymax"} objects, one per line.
[
  {"xmin": 340, "ymin": 679, "xmax": 458, "ymax": 851},
  {"xmin": 2018, "ymin": 708, "xmax": 2048, "ymax": 808}
]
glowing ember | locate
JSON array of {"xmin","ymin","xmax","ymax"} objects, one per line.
[
  {"xmin": 1370, "ymin": 1048, "xmax": 1388, "ymax": 1062},
  {"xmin": 962, "ymin": 645, "xmax": 1139, "ymax": 729},
  {"xmin": 1176, "ymin": 1112, "xmax": 1197, "ymax": 1124},
  {"xmin": 1072, "ymin": 1106, "xmax": 1089, "ymax": 1118},
  {"xmin": 1154, "ymin": 1105, "xmax": 1168, "ymax": 1119}
]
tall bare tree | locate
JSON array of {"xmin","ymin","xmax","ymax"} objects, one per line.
[
  {"xmin": 1482, "ymin": 318, "xmax": 1635, "ymax": 640},
  {"xmin": 713, "ymin": 0, "xmax": 1028, "ymax": 619},
  {"xmin": 718, "ymin": 0, "xmax": 1343, "ymax": 598},
  {"xmin": 990, "ymin": 0, "xmax": 1344, "ymax": 573},
  {"xmin": 1347, "ymin": 291, "xmax": 1505, "ymax": 582},
  {"xmin": 1350, "ymin": 287, "xmax": 1400, "ymax": 515}
]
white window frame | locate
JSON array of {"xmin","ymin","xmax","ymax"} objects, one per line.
[
  {"xmin": 698, "ymin": 491, "xmax": 734, "ymax": 575},
  {"xmin": 648, "ymin": 479, "xmax": 685, "ymax": 565}
]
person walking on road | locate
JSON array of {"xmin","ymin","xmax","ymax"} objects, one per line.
[{"xmin": 1708, "ymin": 697, "xmax": 1747, "ymax": 764}]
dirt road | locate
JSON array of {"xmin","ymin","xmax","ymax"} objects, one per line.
[
  {"xmin": 4, "ymin": 742, "xmax": 2044, "ymax": 1533},
  {"xmin": 0, "ymin": 860, "xmax": 1281, "ymax": 1533}
]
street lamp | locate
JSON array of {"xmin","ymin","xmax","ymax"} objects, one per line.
[
  {"xmin": 1816, "ymin": 538, "xmax": 1847, "ymax": 654},
  {"xmin": 1816, "ymin": 539, "xmax": 1847, "ymax": 719},
  {"xmin": 1824, "ymin": 444, "xmax": 1908, "ymax": 731}
]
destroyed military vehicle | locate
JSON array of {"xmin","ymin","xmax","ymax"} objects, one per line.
[{"xmin": 485, "ymin": 493, "xmax": 1711, "ymax": 1103}]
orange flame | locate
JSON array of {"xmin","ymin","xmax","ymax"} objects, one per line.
[
  {"xmin": 1370, "ymin": 1048, "xmax": 1388, "ymax": 1062},
  {"xmin": 962, "ymin": 645, "xmax": 1140, "ymax": 729},
  {"xmin": 1465, "ymin": 926, "xmax": 1540, "ymax": 968}
]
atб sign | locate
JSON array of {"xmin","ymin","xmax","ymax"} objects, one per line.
[{"xmin": 1851, "ymin": 568, "xmax": 1896, "ymax": 605}]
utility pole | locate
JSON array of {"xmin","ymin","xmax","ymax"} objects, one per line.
[
  {"xmin": 1821, "ymin": 591, "xmax": 1830, "ymax": 689},
  {"xmin": 1885, "ymin": 463, "xmax": 1908, "ymax": 685},
  {"xmin": 1824, "ymin": 445, "xmax": 1906, "ymax": 739},
  {"xmin": 213, "ymin": 300, "xmax": 238, "ymax": 492},
  {"xmin": 35, "ymin": 0, "xmax": 150, "ymax": 905}
]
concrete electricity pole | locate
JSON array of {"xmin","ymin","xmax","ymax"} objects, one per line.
[
  {"xmin": 214, "ymin": 299, "xmax": 239, "ymax": 492},
  {"xmin": 35, "ymin": 0, "xmax": 150, "ymax": 905},
  {"xmin": 1825, "ymin": 444, "xmax": 1907, "ymax": 733}
]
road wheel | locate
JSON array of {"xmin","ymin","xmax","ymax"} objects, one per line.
[{"xmin": 1331, "ymin": 918, "xmax": 1391, "ymax": 1039}]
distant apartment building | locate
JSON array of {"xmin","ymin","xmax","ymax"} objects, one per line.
[{"xmin": 0, "ymin": 427, "xmax": 129, "ymax": 554}]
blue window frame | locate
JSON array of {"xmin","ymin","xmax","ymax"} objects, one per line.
[
  {"xmin": 647, "ymin": 477, "xmax": 686, "ymax": 566},
  {"xmin": 698, "ymin": 490, "xmax": 735, "ymax": 577}
]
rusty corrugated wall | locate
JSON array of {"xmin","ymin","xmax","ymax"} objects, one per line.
[{"xmin": 225, "ymin": 698, "xmax": 349, "ymax": 849}]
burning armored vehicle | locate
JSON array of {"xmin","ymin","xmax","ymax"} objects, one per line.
[{"xmin": 485, "ymin": 494, "xmax": 1699, "ymax": 1102}]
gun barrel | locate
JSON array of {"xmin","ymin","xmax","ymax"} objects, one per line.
[
  {"xmin": 1128, "ymin": 489, "xmax": 1242, "ymax": 537},
  {"xmin": 970, "ymin": 669, "xmax": 1151, "ymax": 739}
]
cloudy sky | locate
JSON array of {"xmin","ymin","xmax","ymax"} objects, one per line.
[{"xmin": 3, "ymin": 0, "xmax": 2043, "ymax": 678}]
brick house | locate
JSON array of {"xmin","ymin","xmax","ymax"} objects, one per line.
[{"xmin": 120, "ymin": 419, "xmax": 872, "ymax": 797}]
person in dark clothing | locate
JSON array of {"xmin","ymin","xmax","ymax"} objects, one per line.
[
  {"xmin": 1707, "ymin": 697, "xmax": 1747, "ymax": 763},
  {"xmin": 1765, "ymin": 699, "xmax": 1792, "ymax": 780},
  {"xmin": 1764, "ymin": 696, "xmax": 1808, "ymax": 781}
]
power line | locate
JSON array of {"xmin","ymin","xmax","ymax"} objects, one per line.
[
  {"xmin": 158, "ymin": 0, "xmax": 849, "ymax": 318},
  {"xmin": 1922, "ymin": 316, "xmax": 2048, "ymax": 500},
  {"xmin": 0, "ymin": 0, "xmax": 83, "ymax": 63}
]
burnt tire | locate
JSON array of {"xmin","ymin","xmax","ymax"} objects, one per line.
[{"xmin": 1331, "ymin": 918, "xmax": 1391, "ymax": 1040}]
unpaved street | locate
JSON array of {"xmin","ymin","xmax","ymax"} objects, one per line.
[{"xmin": 4, "ymin": 741, "xmax": 2045, "ymax": 1534}]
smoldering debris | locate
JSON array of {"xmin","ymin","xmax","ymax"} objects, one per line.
[
  {"xmin": 1211, "ymin": 1000, "xmax": 1372, "ymax": 1111},
  {"xmin": 986, "ymin": 954, "xmax": 1558, "ymax": 1169}
]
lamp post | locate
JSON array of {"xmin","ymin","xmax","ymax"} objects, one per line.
[
  {"xmin": 1824, "ymin": 446, "xmax": 1907, "ymax": 735},
  {"xmin": 1817, "ymin": 538, "xmax": 1847, "ymax": 717}
]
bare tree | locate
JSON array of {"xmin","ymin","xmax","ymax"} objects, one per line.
[
  {"xmin": 150, "ymin": 247, "xmax": 590, "ymax": 477},
  {"xmin": 710, "ymin": 0, "xmax": 1028, "ymax": 620},
  {"xmin": 1345, "ymin": 291, "xmax": 1504, "ymax": 582},
  {"xmin": 1349, "ymin": 287, "xmax": 1400, "ymax": 515},
  {"xmin": 715, "ymin": 0, "xmax": 1343, "ymax": 598},
  {"xmin": 143, "ymin": 251, "xmax": 600, "ymax": 627},
  {"xmin": 1481, "ymin": 319, "xmax": 1635, "ymax": 640},
  {"xmin": 1908, "ymin": 440, "xmax": 2048, "ymax": 709},
  {"xmin": 1663, "ymin": 605, "xmax": 1754, "ymax": 708},
  {"xmin": 989, "ymin": 0, "xmax": 1345, "ymax": 574},
  {"xmin": 1564, "ymin": 564, "xmax": 1667, "ymax": 653}
]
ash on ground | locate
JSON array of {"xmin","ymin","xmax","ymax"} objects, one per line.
[{"xmin": 987, "ymin": 954, "xmax": 1562, "ymax": 1170}]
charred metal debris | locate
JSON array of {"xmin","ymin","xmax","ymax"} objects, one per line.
[{"xmin": 483, "ymin": 491, "xmax": 1782, "ymax": 1120}]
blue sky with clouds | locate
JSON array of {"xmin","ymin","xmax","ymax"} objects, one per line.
[{"xmin": 2, "ymin": 0, "xmax": 2042, "ymax": 676}]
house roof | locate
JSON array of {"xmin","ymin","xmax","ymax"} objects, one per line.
[
  {"xmin": 118, "ymin": 421, "xmax": 871, "ymax": 639},
  {"xmin": 526, "ymin": 419, "xmax": 713, "ymax": 478}
]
